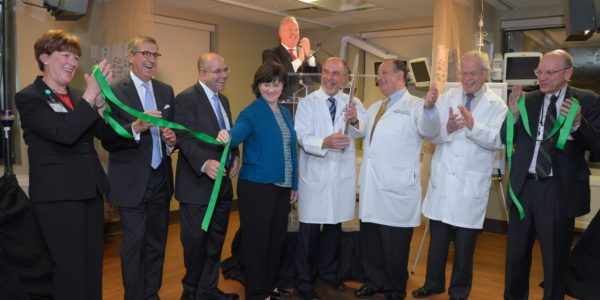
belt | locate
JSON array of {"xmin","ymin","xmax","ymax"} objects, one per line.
[{"xmin": 526, "ymin": 173, "xmax": 553, "ymax": 181}]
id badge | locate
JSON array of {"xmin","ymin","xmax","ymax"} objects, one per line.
[{"xmin": 48, "ymin": 101, "xmax": 68, "ymax": 113}]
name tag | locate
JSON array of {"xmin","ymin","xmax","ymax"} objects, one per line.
[
  {"xmin": 48, "ymin": 101, "xmax": 68, "ymax": 113},
  {"xmin": 394, "ymin": 108, "xmax": 411, "ymax": 116}
]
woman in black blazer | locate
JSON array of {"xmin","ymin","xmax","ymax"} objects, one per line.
[{"xmin": 15, "ymin": 30, "xmax": 114, "ymax": 300}]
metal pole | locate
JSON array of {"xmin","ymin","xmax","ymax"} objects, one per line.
[{"xmin": 411, "ymin": 219, "xmax": 429, "ymax": 274}]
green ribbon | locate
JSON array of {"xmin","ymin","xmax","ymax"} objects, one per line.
[
  {"xmin": 92, "ymin": 65, "xmax": 229, "ymax": 231},
  {"xmin": 506, "ymin": 95, "xmax": 580, "ymax": 220}
]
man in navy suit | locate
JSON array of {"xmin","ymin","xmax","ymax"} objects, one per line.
[
  {"xmin": 173, "ymin": 52, "xmax": 239, "ymax": 300},
  {"xmin": 103, "ymin": 36, "xmax": 177, "ymax": 300},
  {"xmin": 502, "ymin": 49, "xmax": 600, "ymax": 300},
  {"xmin": 262, "ymin": 16, "xmax": 320, "ymax": 100}
]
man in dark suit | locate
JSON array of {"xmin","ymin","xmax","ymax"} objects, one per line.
[
  {"xmin": 262, "ymin": 16, "xmax": 321, "ymax": 100},
  {"xmin": 173, "ymin": 52, "xmax": 240, "ymax": 300},
  {"xmin": 502, "ymin": 49, "xmax": 600, "ymax": 300},
  {"xmin": 103, "ymin": 36, "xmax": 177, "ymax": 300}
]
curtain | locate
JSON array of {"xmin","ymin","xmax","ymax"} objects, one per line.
[{"xmin": 421, "ymin": 0, "xmax": 474, "ymax": 194}]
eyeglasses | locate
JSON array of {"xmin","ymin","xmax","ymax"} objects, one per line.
[
  {"xmin": 133, "ymin": 51, "xmax": 162, "ymax": 59},
  {"xmin": 533, "ymin": 67, "xmax": 570, "ymax": 77},
  {"xmin": 459, "ymin": 71, "xmax": 483, "ymax": 77},
  {"xmin": 204, "ymin": 67, "xmax": 231, "ymax": 75}
]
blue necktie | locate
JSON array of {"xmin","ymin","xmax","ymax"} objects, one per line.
[
  {"xmin": 466, "ymin": 93, "xmax": 475, "ymax": 111},
  {"xmin": 328, "ymin": 97, "xmax": 336, "ymax": 124},
  {"xmin": 142, "ymin": 82, "xmax": 161, "ymax": 169},
  {"xmin": 212, "ymin": 93, "xmax": 227, "ymax": 129}
]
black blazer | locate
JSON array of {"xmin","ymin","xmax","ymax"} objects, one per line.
[
  {"xmin": 16, "ymin": 76, "xmax": 116, "ymax": 202},
  {"xmin": 501, "ymin": 86, "xmax": 600, "ymax": 218},
  {"xmin": 262, "ymin": 44, "xmax": 321, "ymax": 100},
  {"xmin": 102, "ymin": 76, "xmax": 175, "ymax": 207},
  {"xmin": 173, "ymin": 82, "xmax": 239, "ymax": 204}
]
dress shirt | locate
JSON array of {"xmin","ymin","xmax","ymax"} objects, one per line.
[{"xmin": 129, "ymin": 71, "xmax": 165, "ymax": 157}]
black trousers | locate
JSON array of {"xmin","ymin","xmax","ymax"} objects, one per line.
[
  {"xmin": 295, "ymin": 221, "xmax": 342, "ymax": 292},
  {"xmin": 424, "ymin": 219, "xmax": 479, "ymax": 299},
  {"xmin": 360, "ymin": 221, "xmax": 413, "ymax": 297},
  {"xmin": 119, "ymin": 168, "xmax": 170, "ymax": 300},
  {"xmin": 33, "ymin": 196, "xmax": 104, "ymax": 300},
  {"xmin": 504, "ymin": 178, "xmax": 574, "ymax": 300},
  {"xmin": 238, "ymin": 180, "xmax": 291, "ymax": 300},
  {"xmin": 180, "ymin": 189, "xmax": 232, "ymax": 299}
]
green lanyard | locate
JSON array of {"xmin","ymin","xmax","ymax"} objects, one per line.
[
  {"xmin": 92, "ymin": 65, "xmax": 229, "ymax": 231},
  {"xmin": 506, "ymin": 95, "xmax": 580, "ymax": 220}
]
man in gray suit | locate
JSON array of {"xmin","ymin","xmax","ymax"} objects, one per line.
[
  {"xmin": 173, "ymin": 52, "xmax": 240, "ymax": 300},
  {"xmin": 103, "ymin": 36, "xmax": 176, "ymax": 300}
]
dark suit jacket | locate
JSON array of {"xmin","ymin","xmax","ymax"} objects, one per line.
[
  {"xmin": 15, "ymin": 76, "xmax": 116, "ymax": 203},
  {"xmin": 102, "ymin": 76, "xmax": 175, "ymax": 207},
  {"xmin": 173, "ymin": 82, "xmax": 239, "ymax": 204},
  {"xmin": 262, "ymin": 44, "xmax": 321, "ymax": 100},
  {"xmin": 501, "ymin": 86, "xmax": 600, "ymax": 218}
]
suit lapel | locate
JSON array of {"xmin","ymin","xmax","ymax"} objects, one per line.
[
  {"xmin": 195, "ymin": 83, "xmax": 221, "ymax": 131},
  {"xmin": 526, "ymin": 91, "xmax": 544, "ymax": 135},
  {"xmin": 123, "ymin": 77, "xmax": 144, "ymax": 112}
]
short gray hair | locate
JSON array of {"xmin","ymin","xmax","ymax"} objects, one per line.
[{"xmin": 461, "ymin": 50, "xmax": 490, "ymax": 72}]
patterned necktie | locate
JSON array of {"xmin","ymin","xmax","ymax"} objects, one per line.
[
  {"xmin": 369, "ymin": 97, "xmax": 390, "ymax": 143},
  {"xmin": 535, "ymin": 95, "xmax": 558, "ymax": 178},
  {"xmin": 212, "ymin": 93, "xmax": 227, "ymax": 129},
  {"xmin": 142, "ymin": 82, "xmax": 161, "ymax": 169},
  {"xmin": 327, "ymin": 97, "xmax": 336, "ymax": 124},
  {"xmin": 289, "ymin": 48, "xmax": 297, "ymax": 60},
  {"xmin": 466, "ymin": 93, "xmax": 475, "ymax": 111}
]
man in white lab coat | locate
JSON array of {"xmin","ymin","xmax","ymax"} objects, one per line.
[
  {"xmin": 413, "ymin": 51, "xmax": 507, "ymax": 300},
  {"xmin": 294, "ymin": 57, "xmax": 367, "ymax": 300},
  {"xmin": 355, "ymin": 60, "xmax": 440, "ymax": 300}
]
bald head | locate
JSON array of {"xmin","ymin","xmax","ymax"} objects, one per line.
[{"xmin": 197, "ymin": 52, "xmax": 229, "ymax": 92}]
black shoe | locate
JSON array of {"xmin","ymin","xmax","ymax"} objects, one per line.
[
  {"xmin": 206, "ymin": 289, "xmax": 239, "ymax": 300},
  {"xmin": 450, "ymin": 298, "xmax": 466, "ymax": 300},
  {"xmin": 354, "ymin": 285, "xmax": 377, "ymax": 298},
  {"xmin": 271, "ymin": 288, "xmax": 291, "ymax": 299},
  {"xmin": 384, "ymin": 292, "xmax": 405, "ymax": 300},
  {"xmin": 296, "ymin": 288, "xmax": 320, "ymax": 300},
  {"xmin": 323, "ymin": 279, "xmax": 346, "ymax": 291},
  {"xmin": 180, "ymin": 290, "xmax": 195, "ymax": 300},
  {"xmin": 411, "ymin": 286, "xmax": 445, "ymax": 298}
]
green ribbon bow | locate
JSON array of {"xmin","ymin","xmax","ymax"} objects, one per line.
[{"xmin": 92, "ymin": 65, "xmax": 230, "ymax": 231}]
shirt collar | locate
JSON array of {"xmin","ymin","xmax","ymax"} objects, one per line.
[
  {"xmin": 130, "ymin": 71, "xmax": 151, "ymax": 90},
  {"xmin": 198, "ymin": 80, "xmax": 218, "ymax": 100},
  {"xmin": 388, "ymin": 88, "xmax": 407, "ymax": 107}
]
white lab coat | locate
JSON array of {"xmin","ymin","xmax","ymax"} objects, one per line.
[
  {"xmin": 295, "ymin": 88, "xmax": 367, "ymax": 224},
  {"xmin": 422, "ymin": 86, "xmax": 508, "ymax": 229},
  {"xmin": 359, "ymin": 91, "xmax": 440, "ymax": 227}
]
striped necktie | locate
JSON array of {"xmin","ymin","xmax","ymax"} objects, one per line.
[
  {"xmin": 327, "ymin": 97, "xmax": 336, "ymax": 124},
  {"xmin": 535, "ymin": 95, "xmax": 558, "ymax": 178}
]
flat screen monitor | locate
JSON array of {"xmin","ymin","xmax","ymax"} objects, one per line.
[
  {"xmin": 503, "ymin": 52, "xmax": 542, "ymax": 86},
  {"xmin": 408, "ymin": 57, "xmax": 431, "ymax": 88}
]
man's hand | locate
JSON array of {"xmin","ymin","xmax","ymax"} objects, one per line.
[
  {"xmin": 457, "ymin": 104, "xmax": 474, "ymax": 130},
  {"xmin": 161, "ymin": 128, "xmax": 176, "ymax": 147},
  {"xmin": 446, "ymin": 107, "xmax": 466, "ymax": 133},
  {"xmin": 299, "ymin": 37, "xmax": 312, "ymax": 59},
  {"xmin": 229, "ymin": 156, "xmax": 240, "ymax": 178},
  {"xmin": 508, "ymin": 85, "xmax": 523, "ymax": 119},
  {"xmin": 290, "ymin": 190, "xmax": 299, "ymax": 204},
  {"xmin": 204, "ymin": 159, "xmax": 226, "ymax": 180},
  {"xmin": 345, "ymin": 100, "xmax": 358, "ymax": 126},
  {"xmin": 132, "ymin": 109, "xmax": 162, "ymax": 133},
  {"xmin": 561, "ymin": 98, "xmax": 582, "ymax": 127},
  {"xmin": 217, "ymin": 129, "xmax": 230, "ymax": 143},
  {"xmin": 424, "ymin": 84, "xmax": 438, "ymax": 109},
  {"xmin": 322, "ymin": 129, "xmax": 350, "ymax": 150}
]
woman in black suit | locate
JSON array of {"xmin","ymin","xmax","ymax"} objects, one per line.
[{"xmin": 15, "ymin": 29, "xmax": 114, "ymax": 300}]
